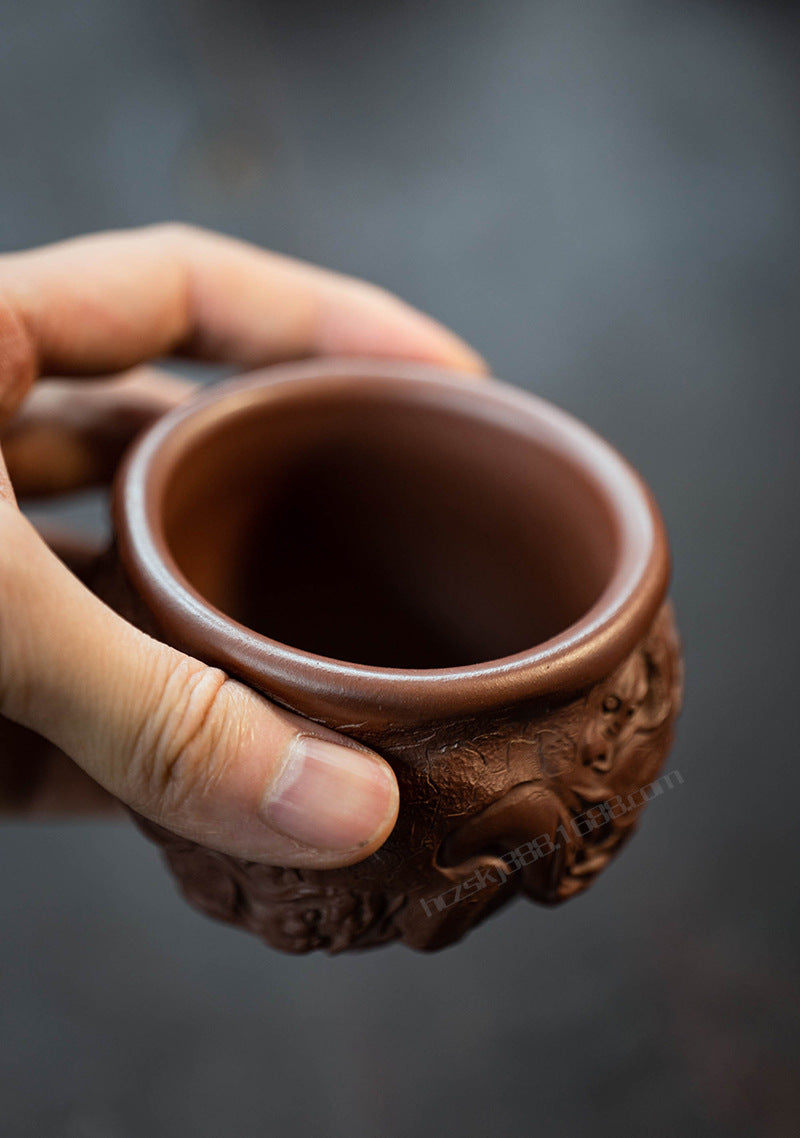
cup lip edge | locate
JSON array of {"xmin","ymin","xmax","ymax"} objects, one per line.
[{"xmin": 113, "ymin": 357, "xmax": 671, "ymax": 725}]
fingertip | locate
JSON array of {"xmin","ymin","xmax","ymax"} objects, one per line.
[
  {"xmin": 441, "ymin": 340, "xmax": 491, "ymax": 378},
  {"xmin": 316, "ymin": 275, "xmax": 489, "ymax": 380}
]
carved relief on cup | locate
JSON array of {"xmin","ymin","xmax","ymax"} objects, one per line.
[{"xmin": 428, "ymin": 604, "xmax": 683, "ymax": 916}]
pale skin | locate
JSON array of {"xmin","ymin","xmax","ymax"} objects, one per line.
[{"xmin": 0, "ymin": 224, "xmax": 486, "ymax": 869}]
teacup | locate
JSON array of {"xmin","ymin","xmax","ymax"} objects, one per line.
[{"xmin": 109, "ymin": 359, "xmax": 682, "ymax": 953}]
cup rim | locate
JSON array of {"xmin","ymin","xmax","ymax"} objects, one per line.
[{"xmin": 113, "ymin": 358, "xmax": 670, "ymax": 727}]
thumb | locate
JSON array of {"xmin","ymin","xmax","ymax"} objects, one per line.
[{"xmin": 0, "ymin": 504, "xmax": 399, "ymax": 868}]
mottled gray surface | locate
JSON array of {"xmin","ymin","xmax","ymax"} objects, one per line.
[{"xmin": 1, "ymin": 1, "xmax": 799, "ymax": 1135}]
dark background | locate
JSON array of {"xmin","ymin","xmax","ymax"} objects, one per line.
[{"xmin": 1, "ymin": 1, "xmax": 799, "ymax": 1135}]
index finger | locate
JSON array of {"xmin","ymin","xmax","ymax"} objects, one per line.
[{"xmin": 0, "ymin": 224, "xmax": 487, "ymax": 419}]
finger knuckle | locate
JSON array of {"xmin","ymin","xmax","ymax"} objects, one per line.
[
  {"xmin": 144, "ymin": 221, "xmax": 204, "ymax": 251},
  {"xmin": 0, "ymin": 507, "xmax": 41, "ymax": 715},
  {"xmin": 131, "ymin": 656, "xmax": 234, "ymax": 814},
  {"xmin": 0, "ymin": 294, "xmax": 36, "ymax": 421}
]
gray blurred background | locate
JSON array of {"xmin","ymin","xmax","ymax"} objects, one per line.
[{"xmin": 1, "ymin": 1, "xmax": 799, "ymax": 1135}]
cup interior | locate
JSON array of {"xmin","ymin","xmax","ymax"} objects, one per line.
[{"xmin": 157, "ymin": 382, "xmax": 619, "ymax": 669}]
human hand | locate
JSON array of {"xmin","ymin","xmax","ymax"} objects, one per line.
[{"xmin": 0, "ymin": 224, "xmax": 486, "ymax": 867}]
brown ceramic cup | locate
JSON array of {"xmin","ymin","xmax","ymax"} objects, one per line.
[{"xmin": 109, "ymin": 359, "xmax": 682, "ymax": 953}]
